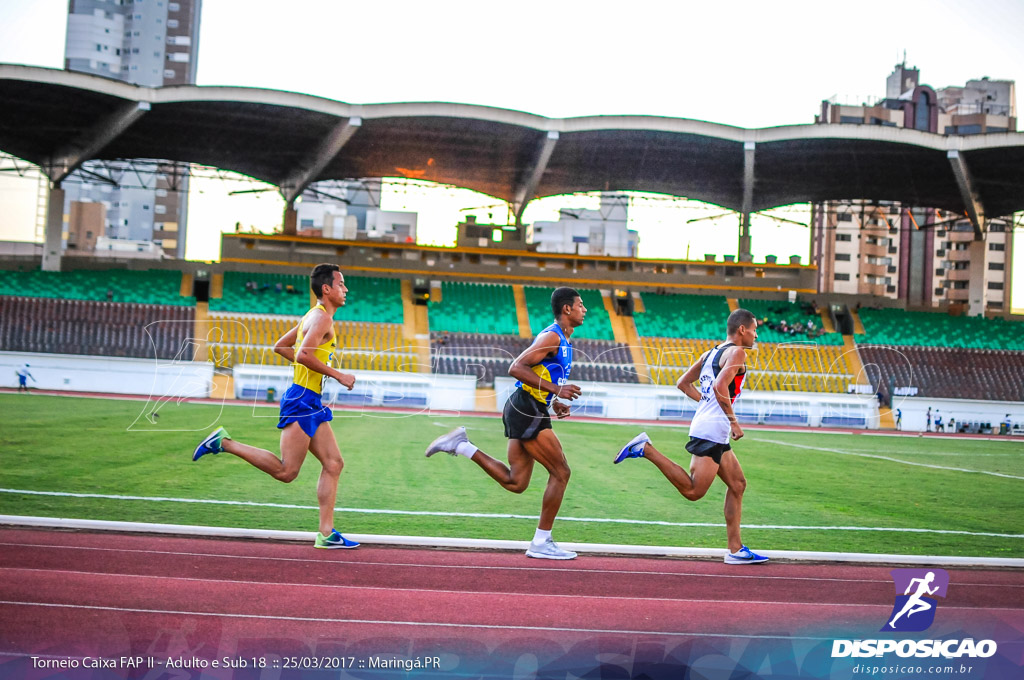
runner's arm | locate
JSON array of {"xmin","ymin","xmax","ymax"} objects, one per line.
[
  {"xmin": 272, "ymin": 325, "xmax": 299, "ymax": 363},
  {"xmin": 508, "ymin": 331, "xmax": 581, "ymax": 400},
  {"xmin": 675, "ymin": 352, "xmax": 707, "ymax": 402}
]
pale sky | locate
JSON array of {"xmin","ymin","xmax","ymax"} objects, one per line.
[{"xmin": 0, "ymin": 0, "xmax": 1022, "ymax": 305}]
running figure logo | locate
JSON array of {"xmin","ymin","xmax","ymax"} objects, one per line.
[{"xmin": 882, "ymin": 568, "xmax": 950, "ymax": 632}]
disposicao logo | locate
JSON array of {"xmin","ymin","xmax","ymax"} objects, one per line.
[
  {"xmin": 831, "ymin": 568, "xmax": 998, "ymax": 659},
  {"xmin": 882, "ymin": 568, "xmax": 949, "ymax": 632}
]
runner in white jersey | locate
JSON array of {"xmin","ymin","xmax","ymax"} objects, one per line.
[
  {"xmin": 611, "ymin": 308, "xmax": 769, "ymax": 565},
  {"xmin": 689, "ymin": 342, "xmax": 746, "ymax": 445}
]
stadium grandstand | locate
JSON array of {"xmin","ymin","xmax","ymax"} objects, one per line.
[{"xmin": 1, "ymin": 250, "xmax": 1021, "ymax": 435}]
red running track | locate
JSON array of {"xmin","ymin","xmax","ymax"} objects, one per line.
[{"xmin": 1, "ymin": 527, "xmax": 1022, "ymax": 677}]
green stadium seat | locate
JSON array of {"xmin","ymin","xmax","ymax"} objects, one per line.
[
  {"xmin": 739, "ymin": 298, "xmax": 844, "ymax": 346},
  {"xmin": 634, "ymin": 292, "xmax": 730, "ymax": 339},
  {"xmin": 210, "ymin": 271, "xmax": 403, "ymax": 322},
  {"xmin": 523, "ymin": 286, "xmax": 615, "ymax": 341},
  {"xmin": 857, "ymin": 308, "xmax": 1023, "ymax": 350},
  {"xmin": 0, "ymin": 268, "xmax": 194, "ymax": 306},
  {"xmin": 429, "ymin": 281, "xmax": 519, "ymax": 335}
]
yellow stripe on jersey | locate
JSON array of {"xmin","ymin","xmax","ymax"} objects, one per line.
[
  {"xmin": 293, "ymin": 304, "xmax": 336, "ymax": 394},
  {"xmin": 521, "ymin": 364, "xmax": 552, "ymax": 405}
]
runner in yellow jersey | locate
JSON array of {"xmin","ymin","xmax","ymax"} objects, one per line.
[{"xmin": 192, "ymin": 264, "xmax": 360, "ymax": 549}]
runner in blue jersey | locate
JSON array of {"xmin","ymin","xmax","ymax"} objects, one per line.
[{"xmin": 425, "ymin": 287, "xmax": 585, "ymax": 560}]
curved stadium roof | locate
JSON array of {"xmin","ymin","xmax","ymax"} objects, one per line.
[{"xmin": 2, "ymin": 64, "xmax": 1023, "ymax": 222}]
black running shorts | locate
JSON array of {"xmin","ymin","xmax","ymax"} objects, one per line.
[
  {"xmin": 685, "ymin": 436, "xmax": 731, "ymax": 465},
  {"xmin": 502, "ymin": 388, "xmax": 552, "ymax": 441}
]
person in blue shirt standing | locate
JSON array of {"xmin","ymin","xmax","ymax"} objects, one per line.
[{"xmin": 425, "ymin": 287, "xmax": 585, "ymax": 560}]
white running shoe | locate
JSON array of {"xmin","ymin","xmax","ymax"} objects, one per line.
[
  {"xmin": 525, "ymin": 537, "xmax": 578, "ymax": 560},
  {"xmin": 424, "ymin": 426, "xmax": 469, "ymax": 457}
]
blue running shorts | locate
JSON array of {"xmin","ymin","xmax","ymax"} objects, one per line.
[{"xmin": 277, "ymin": 384, "xmax": 333, "ymax": 438}]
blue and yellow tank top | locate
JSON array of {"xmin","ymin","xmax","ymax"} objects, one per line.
[
  {"xmin": 516, "ymin": 323, "xmax": 573, "ymax": 405},
  {"xmin": 293, "ymin": 304, "xmax": 336, "ymax": 394}
]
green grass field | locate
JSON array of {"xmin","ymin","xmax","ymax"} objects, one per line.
[{"xmin": 1, "ymin": 393, "xmax": 1021, "ymax": 557}]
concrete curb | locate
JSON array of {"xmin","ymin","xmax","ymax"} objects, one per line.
[{"xmin": 3, "ymin": 515, "xmax": 1022, "ymax": 568}]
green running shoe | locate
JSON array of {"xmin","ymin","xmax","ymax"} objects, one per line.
[
  {"xmin": 315, "ymin": 529, "xmax": 359, "ymax": 549},
  {"xmin": 192, "ymin": 426, "xmax": 229, "ymax": 461}
]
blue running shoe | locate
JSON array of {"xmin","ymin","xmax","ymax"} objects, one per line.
[
  {"xmin": 315, "ymin": 529, "xmax": 359, "ymax": 549},
  {"xmin": 192, "ymin": 426, "xmax": 229, "ymax": 461},
  {"xmin": 613, "ymin": 432, "xmax": 650, "ymax": 464},
  {"xmin": 724, "ymin": 545, "xmax": 769, "ymax": 565}
]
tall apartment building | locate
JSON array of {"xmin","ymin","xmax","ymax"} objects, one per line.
[
  {"xmin": 813, "ymin": 65, "xmax": 1015, "ymax": 316},
  {"xmin": 63, "ymin": 0, "xmax": 201, "ymax": 258}
]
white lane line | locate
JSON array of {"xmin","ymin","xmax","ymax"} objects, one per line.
[
  {"xmin": 3, "ymin": 542, "xmax": 1022, "ymax": 588},
  {"xmin": 3, "ymin": 488, "xmax": 1021, "ymax": 538},
  {"xmin": 4, "ymin": 566, "xmax": 1020, "ymax": 611},
  {"xmin": 0, "ymin": 600, "xmax": 839, "ymax": 641},
  {"xmin": 751, "ymin": 438, "xmax": 1024, "ymax": 481},
  {"xmin": 839, "ymin": 451, "xmax": 1017, "ymax": 457},
  {"xmin": 0, "ymin": 566, "xmax": 880, "ymax": 609}
]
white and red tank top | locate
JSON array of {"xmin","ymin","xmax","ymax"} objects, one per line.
[{"xmin": 689, "ymin": 342, "xmax": 746, "ymax": 444}]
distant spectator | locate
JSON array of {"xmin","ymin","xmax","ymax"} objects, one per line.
[
  {"xmin": 1002, "ymin": 414, "xmax": 1012, "ymax": 435},
  {"xmin": 948, "ymin": 417, "xmax": 955, "ymax": 433},
  {"xmin": 895, "ymin": 408, "xmax": 902, "ymax": 430},
  {"xmin": 926, "ymin": 407, "xmax": 932, "ymax": 432},
  {"xmin": 106, "ymin": 288, "xmax": 114, "ymax": 302},
  {"xmin": 16, "ymin": 363, "xmax": 34, "ymax": 392},
  {"xmin": 935, "ymin": 409, "xmax": 944, "ymax": 432},
  {"xmin": 275, "ymin": 282, "xmax": 283, "ymax": 293}
]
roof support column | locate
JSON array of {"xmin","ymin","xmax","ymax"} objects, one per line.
[
  {"xmin": 41, "ymin": 184, "xmax": 65, "ymax": 272},
  {"xmin": 280, "ymin": 116, "xmax": 362, "ymax": 206},
  {"xmin": 946, "ymin": 149, "xmax": 986, "ymax": 240},
  {"xmin": 47, "ymin": 101, "xmax": 150, "ymax": 184},
  {"xmin": 738, "ymin": 141, "xmax": 755, "ymax": 262},
  {"xmin": 513, "ymin": 131, "xmax": 559, "ymax": 227},
  {"xmin": 966, "ymin": 239, "xmax": 987, "ymax": 317},
  {"xmin": 282, "ymin": 204, "xmax": 298, "ymax": 237}
]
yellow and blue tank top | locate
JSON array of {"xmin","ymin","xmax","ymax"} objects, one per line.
[
  {"xmin": 293, "ymin": 304, "xmax": 337, "ymax": 394},
  {"xmin": 516, "ymin": 322, "xmax": 573, "ymax": 406}
]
